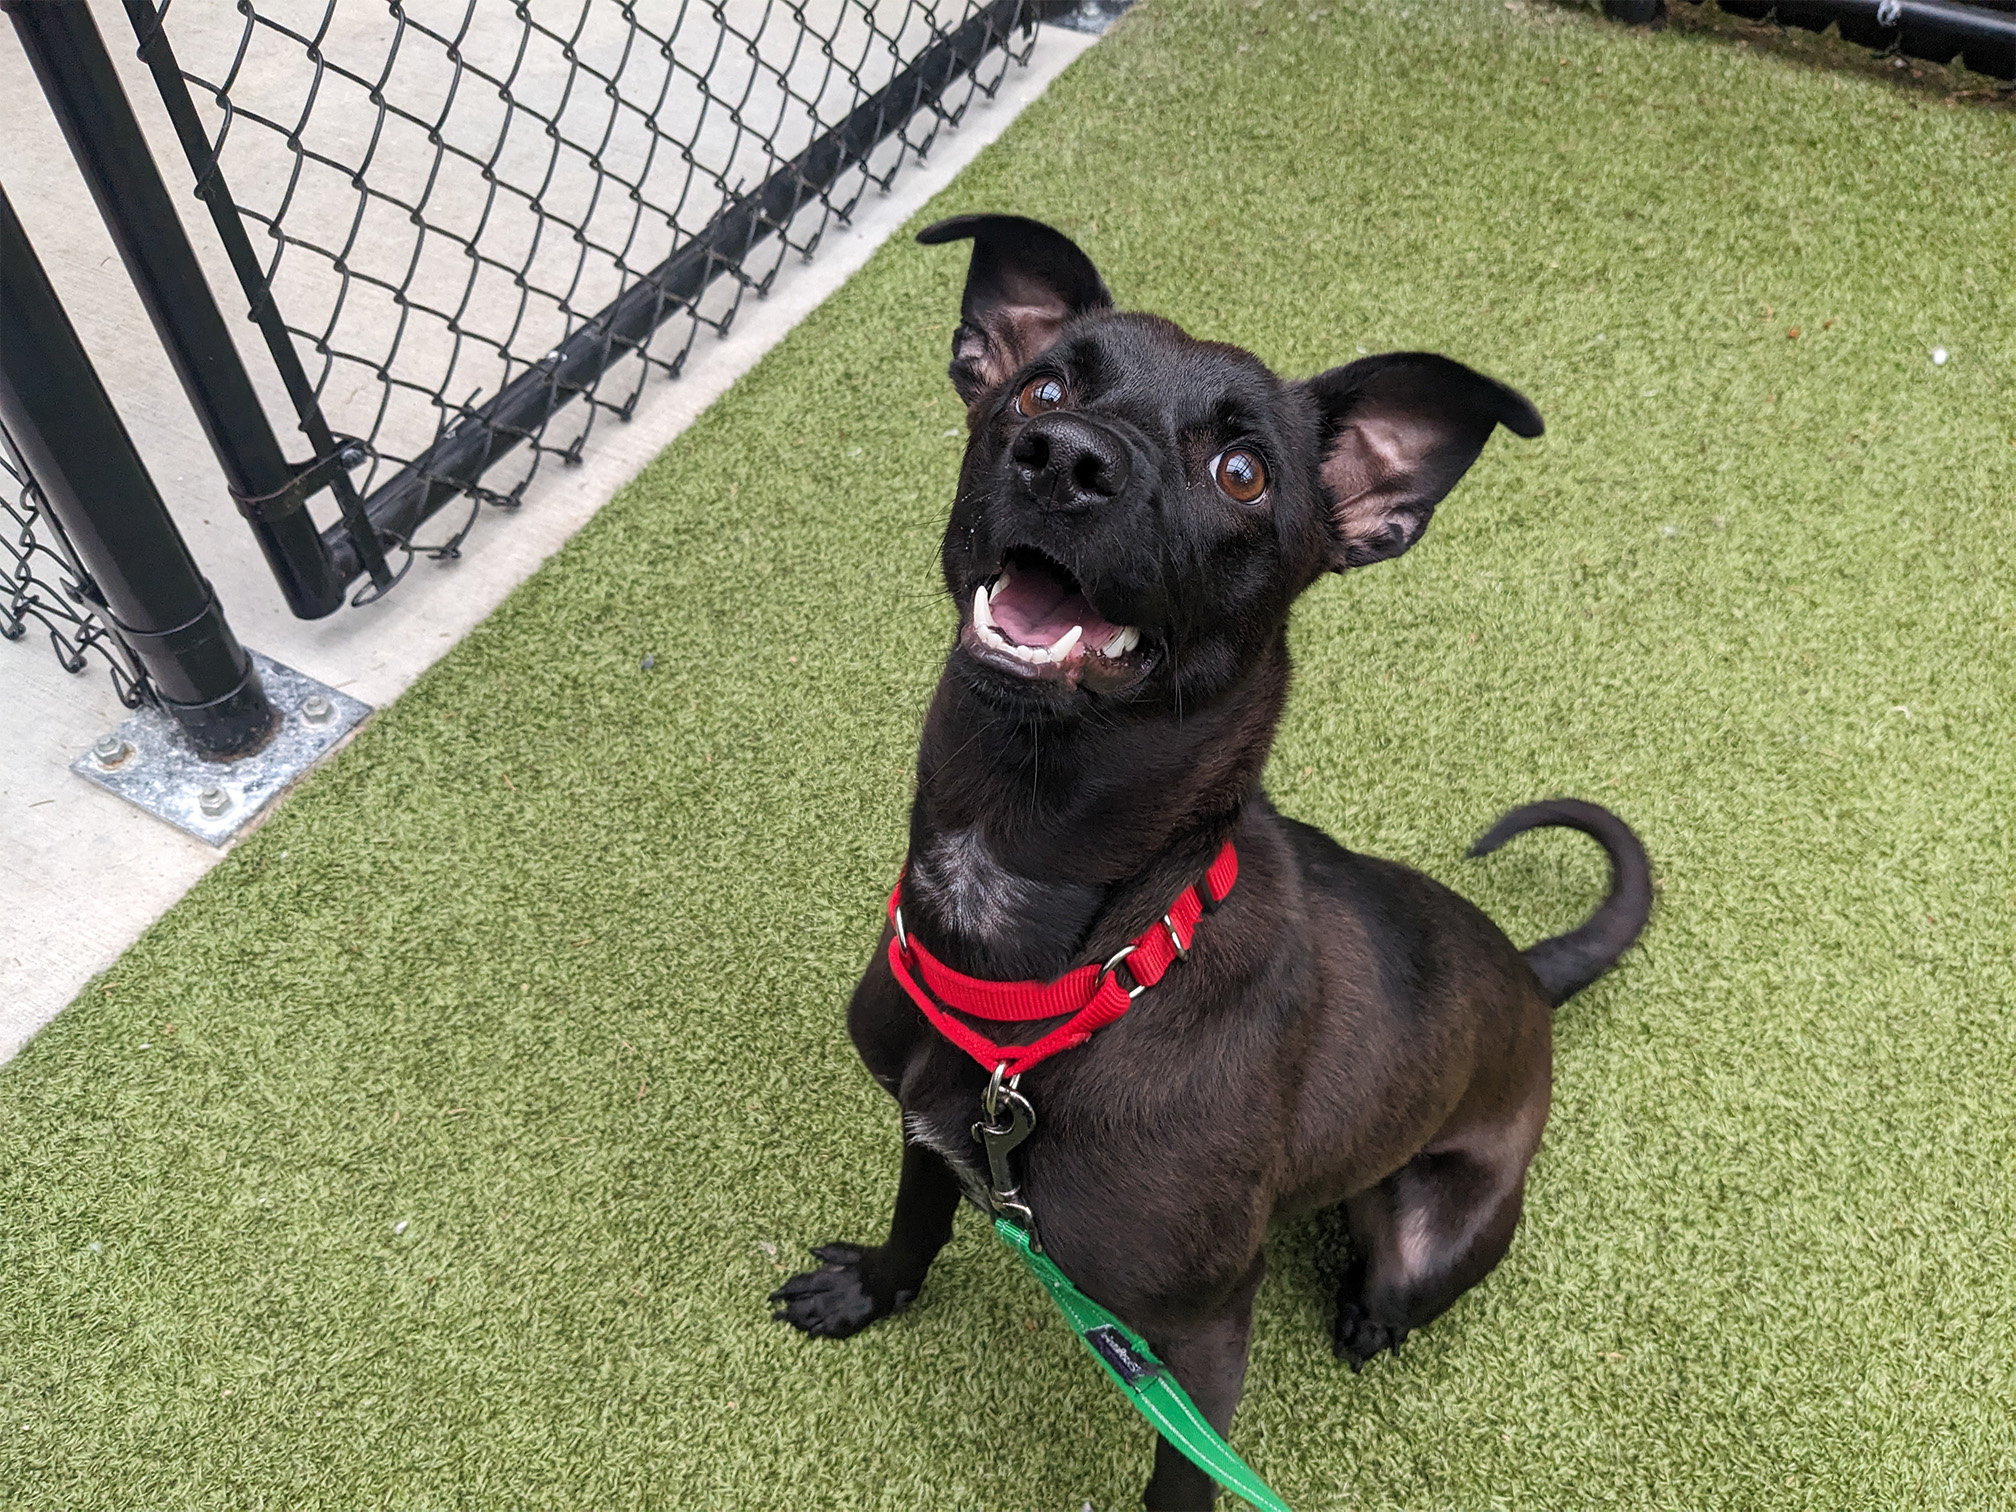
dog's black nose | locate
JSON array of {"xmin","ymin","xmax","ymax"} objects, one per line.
[{"xmin": 1011, "ymin": 416, "xmax": 1130, "ymax": 511}]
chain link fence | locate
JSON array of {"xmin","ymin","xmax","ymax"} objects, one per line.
[
  {"xmin": 139, "ymin": 0, "xmax": 1037, "ymax": 565},
  {"xmin": 7, "ymin": 0, "xmax": 1042, "ymax": 699},
  {"xmin": 1, "ymin": 425, "xmax": 149, "ymax": 708}
]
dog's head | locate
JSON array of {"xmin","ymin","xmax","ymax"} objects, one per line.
[{"xmin": 920, "ymin": 214, "xmax": 1542, "ymax": 717}]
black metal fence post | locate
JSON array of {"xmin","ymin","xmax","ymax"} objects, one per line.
[
  {"xmin": 4, "ymin": 0, "xmax": 357, "ymax": 619},
  {"xmin": 0, "ymin": 183, "xmax": 277, "ymax": 759}
]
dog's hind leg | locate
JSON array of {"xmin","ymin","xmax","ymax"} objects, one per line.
[
  {"xmin": 1332, "ymin": 1082, "xmax": 1548, "ymax": 1371},
  {"xmin": 770, "ymin": 1137, "xmax": 962, "ymax": 1339}
]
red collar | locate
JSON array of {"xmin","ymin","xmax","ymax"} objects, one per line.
[{"xmin": 886, "ymin": 841, "xmax": 1239, "ymax": 1077}]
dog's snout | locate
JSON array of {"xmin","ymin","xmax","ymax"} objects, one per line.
[{"xmin": 1012, "ymin": 416, "xmax": 1130, "ymax": 512}]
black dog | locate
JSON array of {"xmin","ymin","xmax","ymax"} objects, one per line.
[{"xmin": 772, "ymin": 215, "xmax": 1650, "ymax": 1509}]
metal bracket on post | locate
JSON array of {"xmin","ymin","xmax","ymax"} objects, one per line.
[
  {"xmin": 229, "ymin": 438, "xmax": 368, "ymax": 524},
  {"xmin": 228, "ymin": 438, "xmax": 409, "ymax": 604},
  {"xmin": 233, "ymin": 437, "xmax": 407, "ymax": 598}
]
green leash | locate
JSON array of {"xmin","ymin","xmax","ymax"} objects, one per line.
[{"xmin": 994, "ymin": 1218, "xmax": 1293, "ymax": 1512}]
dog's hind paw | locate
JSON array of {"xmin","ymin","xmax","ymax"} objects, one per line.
[
  {"xmin": 1334, "ymin": 1303, "xmax": 1409, "ymax": 1372},
  {"xmin": 769, "ymin": 1242, "xmax": 919, "ymax": 1338}
]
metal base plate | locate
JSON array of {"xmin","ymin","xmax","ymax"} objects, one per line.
[
  {"xmin": 69, "ymin": 652, "xmax": 371, "ymax": 847},
  {"xmin": 1047, "ymin": 0, "xmax": 1132, "ymax": 34}
]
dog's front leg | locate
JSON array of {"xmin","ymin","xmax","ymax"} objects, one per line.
[
  {"xmin": 769, "ymin": 1136, "xmax": 961, "ymax": 1339},
  {"xmin": 1139, "ymin": 1260, "xmax": 1264, "ymax": 1511}
]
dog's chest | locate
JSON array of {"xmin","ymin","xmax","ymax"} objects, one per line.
[
  {"xmin": 896, "ymin": 830, "xmax": 1112, "ymax": 1211},
  {"xmin": 903, "ymin": 1103, "xmax": 994, "ymax": 1211},
  {"xmin": 904, "ymin": 828, "xmax": 1041, "ymax": 959}
]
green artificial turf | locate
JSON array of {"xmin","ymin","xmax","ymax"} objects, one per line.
[{"xmin": 5, "ymin": 1, "xmax": 2013, "ymax": 1506}]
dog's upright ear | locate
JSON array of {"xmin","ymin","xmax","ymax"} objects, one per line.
[
  {"xmin": 917, "ymin": 214, "xmax": 1112, "ymax": 403},
  {"xmin": 1303, "ymin": 353, "xmax": 1543, "ymax": 571}
]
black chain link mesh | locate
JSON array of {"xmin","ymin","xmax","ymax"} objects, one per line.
[
  {"xmin": 137, "ymin": 0, "xmax": 1034, "ymax": 565},
  {"xmin": 5, "ymin": 0, "xmax": 1034, "ymax": 695},
  {"xmin": 1, "ymin": 427, "xmax": 149, "ymax": 708}
]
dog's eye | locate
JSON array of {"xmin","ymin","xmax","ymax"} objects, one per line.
[
  {"xmin": 1213, "ymin": 449, "xmax": 1267, "ymax": 503},
  {"xmin": 1017, "ymin": 376, "xmax": 1066, "ymax": 416}
]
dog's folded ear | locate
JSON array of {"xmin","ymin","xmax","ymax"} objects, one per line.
[
  {"xmin": 917, "ymin": 214, "xmax": 1113, "ymax": 403},
  {"xmin": 1304, "ymin": 353, "xmax": 1543, "ymax": 571}
]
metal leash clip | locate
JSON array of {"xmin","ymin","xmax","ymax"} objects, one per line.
[{"xmin": 974, "ymin": 1062, "xmax": 1041, "ymax": 1251}]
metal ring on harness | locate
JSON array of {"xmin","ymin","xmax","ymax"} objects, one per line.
[
  {"xmin": 982, "ymin": 1060, "xmax": 1022, "ymax": 1120},
  {"xmin": 1095, "ymin": 943, "xmax": 1145, "ymax": 999}
]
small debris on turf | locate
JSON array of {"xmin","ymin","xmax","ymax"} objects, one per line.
[
  {"xmin": 640, "ymin": 654, "xmax": 655, "ymax": 671},
  {"xmin": 1931, "ymin": 348, "xmax": 1949, "ymax": 365},
  {"xmin": 393, "ymin": 1220, "xmax": 409, "ymax": 1236}
]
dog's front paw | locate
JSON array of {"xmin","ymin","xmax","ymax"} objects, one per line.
[
  {"xmin": 769, "ymin": 1242, "xmax": 919, "ymax": 1338},
  {"xmin": 1334, "ymin": 1302, "xmax": 1409, "ymax": 1372}
]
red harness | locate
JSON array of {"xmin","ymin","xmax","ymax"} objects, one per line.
[{"xmin": 886, "ymin": 841, "xmax": 1239, "ymax": 1077}]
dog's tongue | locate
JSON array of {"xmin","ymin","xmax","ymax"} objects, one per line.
[{"xmin": 991, "ymin": 558, "xmax": 1119, "ymax": 649}]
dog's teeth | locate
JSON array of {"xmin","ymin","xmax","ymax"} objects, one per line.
[
  {"xmin": 1101, "ymin": 626, "xmax": 1139, "ymax": 658},
  {"xmin": 974, "ymin": 584, "xmax": 992, "ymax": 631},
  {"xmin": 1049, "ymin": 625, "xmax": 1083, "ymax": 662},
  {"xmin": 989, "ymin": 569, "xmax": 1009, "ymax": 602}
]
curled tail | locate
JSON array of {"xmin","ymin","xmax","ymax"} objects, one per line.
[{"xmin": 1469, "ymin": 798, "xmax": 1652, "ymax": 1008}]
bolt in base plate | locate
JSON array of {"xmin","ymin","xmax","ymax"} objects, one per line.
[{"xmin": 69, "ymin": 651, "xmax": 370, "ymax": 846}]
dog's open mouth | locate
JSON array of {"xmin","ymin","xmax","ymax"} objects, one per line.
[{"xmin": 963, "ymin": 548, "xmax": 1149, "ymax": 689}]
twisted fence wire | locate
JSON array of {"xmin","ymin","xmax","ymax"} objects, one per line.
[{"xmin": 1, "ymin": 428, "xmax": 149, "ymax": 708}]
